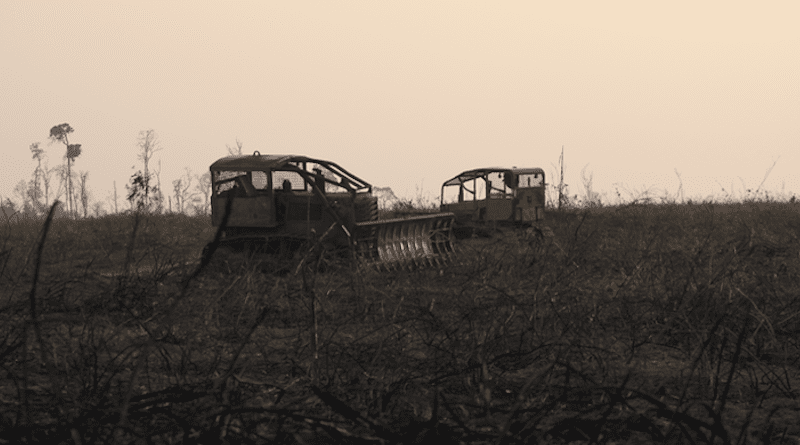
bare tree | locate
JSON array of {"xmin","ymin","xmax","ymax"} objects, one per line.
[
  {"xmin": 172, "ymin": 179, "xmax": 183, "ymax": 213},
  {"xmin": 226, "ymin": 138, "xmax": 244, "ymax": 156},
  {"xmin": 41, "ymin": 164, "xmax": 56, "ymax": 212},
  {"xmin": 53, "ymin": 164, "xmax": 67, "ymax": 208},
  {"xmin": 113, "ymin": 181, "xmax": 119, "ymax": 214},
  {"xmin": 154, "ymin": 159, "xmax": 164, "ymax": 214},
  {"xmin": 674, "ymin": 169, "xmax": 684, "ymax": 203},
  {"xmin": 139, "ymin": 130, "xmax": 161, "ymax": 184},
  {"xmin": 23, "ymin": 181, "xmax": 46, "ymax": 216},
  {"xmin": 0, "ymin": 197, "xmax": 17, "ymax": 221},
  {"xmin": 29, "ymin": 142, "xmax": 45, "ymax": 212},
  {"xmin": 92, "ymin": 201, "xmax": 105, "ymax": 217},
  {"xmin": 172, "ymin": 167, "xmax": 195, "ymax": 214},
  {"xmin": 127, "ymin": 129, "xmax": 163, "ymax": 212},
  {"xmin": 78, "ymin": 171, "xmax": 89, "ymax": 218},
  {"xmin": 194, "ymin": 171, "xmax": 212, "ymax": 215},
  {"xmin": 580, "ymin": 164, "xmax": 601, "ymax": 207},
  {"xmin": 49, "ymin": 123, "xmax": 82, "ymax": 217},
  {"xmin": 13, "ymin": 180, "xmax": 34, "ymax": 216}
]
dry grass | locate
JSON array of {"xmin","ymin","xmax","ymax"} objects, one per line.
[{"xmin": 1, "ymin": 201, "xmax": 800, "ymax": 444}]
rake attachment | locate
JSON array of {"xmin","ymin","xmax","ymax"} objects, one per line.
[{"xmin": 354, "ymin": 213, "xmax": 456, "ymax": 270}]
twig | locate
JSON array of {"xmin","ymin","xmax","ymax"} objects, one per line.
[{"xmin": 24, "ymin": 201, "xmax": 60, "ymax": 428}]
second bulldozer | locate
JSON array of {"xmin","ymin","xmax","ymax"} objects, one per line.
[
  {"xmin": 440, "ymin": 167, "xmax": 547, "ymax": 238},
  {"xmin": 204, "ymin": 152, "xmax": 455, "ymax": 270}
]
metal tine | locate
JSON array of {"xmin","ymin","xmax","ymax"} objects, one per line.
[
  {"xmin": 356, "ymin": 213, "xmax": 456, "ymax": 271},
  {"xmin": 400, "ymin": 221, "xmax": 410, "ymax": 266},
  {"xmin": 409, "ymin": 224, "xmax": 425, "ymax": 268}
]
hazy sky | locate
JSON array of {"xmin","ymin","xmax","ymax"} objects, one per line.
[{"xmin": 2, "ymin": 1, "xmax": 798, "ymax": 210}]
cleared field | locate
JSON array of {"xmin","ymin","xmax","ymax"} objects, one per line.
[{"xmin": 1, "ymin": 202, "xmax": 799, "ymax": 443}]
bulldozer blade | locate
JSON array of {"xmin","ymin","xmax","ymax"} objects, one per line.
[{"xmin": 354, "ymin": 213, "xmax": 456, "ymax": 270}]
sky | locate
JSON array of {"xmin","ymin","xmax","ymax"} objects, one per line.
[{"xmin": 2, "ymin": 1, "xmax": 798, "ymax": 212}]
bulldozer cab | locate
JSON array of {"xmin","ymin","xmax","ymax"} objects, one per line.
[
  {"xmin": 210, "ymin": 153, "xmax": 372, "ymax": 239},
  {"xmin": 440, "ymin": 167, "xmax": 545, "ymax": 224}
]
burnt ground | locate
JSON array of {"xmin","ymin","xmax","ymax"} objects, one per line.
[{"xmin": 1, "ymin": 204, "xmax": 800, "ymax": 443}]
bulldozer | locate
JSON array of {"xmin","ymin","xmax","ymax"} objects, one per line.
[
  {"xmin": 202, "ymin": 152, "xmax": 455, "ymax": 270},
  {"xmin": 440, "ymin": 167, "xmax": 546, "ymax": 238}
]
